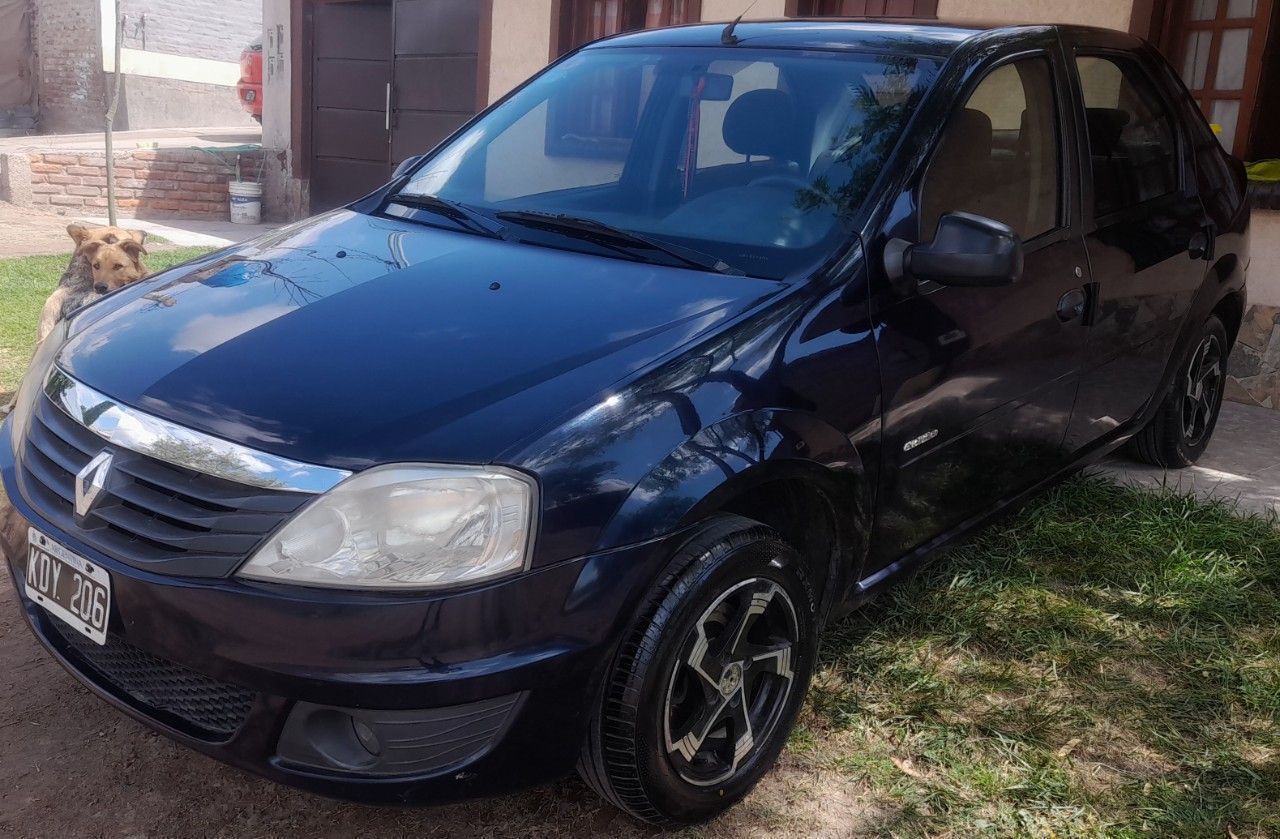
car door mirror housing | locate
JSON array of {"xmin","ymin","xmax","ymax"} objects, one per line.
[
  {"xmin": 392, "ymin": 155, "xmax": 424, "ymax": 181},
  {"xmin": 901, "ymin": 212, "xmax": 1024, "ymax": 288}
]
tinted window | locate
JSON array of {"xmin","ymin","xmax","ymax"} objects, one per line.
[
  {"xmin": 401, "ymin": 47, "xmax": 939, "ymax": 280},
  {"xmin": 920, "ymin": 58, "xmax": 1061, "ymax": 241},
  {"xmin": 1076, "ymin": 55, "xmax": 1180, "ymax": 216}
]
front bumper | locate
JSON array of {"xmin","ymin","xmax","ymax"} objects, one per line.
[{"xmin": 0, "ymin": 419, "xmax": 670, "ymax": 804}]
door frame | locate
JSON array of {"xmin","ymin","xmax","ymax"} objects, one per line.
[{"xmin": 864, "ymin": 34, "xmax": 1091, "ymax": 573}]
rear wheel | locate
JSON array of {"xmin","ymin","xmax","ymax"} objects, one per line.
[
  {"xmin": 578, "ymin": 515, "xmax": 818, "ymax": 826},
  {"xmin": 1130, "ymin": 315, "xmax": 1228, "ymax": 468}
]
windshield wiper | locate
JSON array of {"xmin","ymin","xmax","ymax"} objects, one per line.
[
  {"xmin": 495, "ymin": 210, "xmax": 743, "ymax": 275},
  {"xmin": 389, "ymin": 193, "xmax": 508, "ymax": 240}
]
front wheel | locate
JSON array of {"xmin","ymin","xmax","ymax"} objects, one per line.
[
  {"xmin": 578, "ymin": 515, "xmax": 818, "ymax": 826},
  {"xmin": 1130, "ymin": 314, "xmax": 1229, "ymax": 468}
]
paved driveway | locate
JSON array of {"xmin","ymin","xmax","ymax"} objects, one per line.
[{"xmin": 1098, "ymin": 400, "xmax": 1280, "ymax": 518}]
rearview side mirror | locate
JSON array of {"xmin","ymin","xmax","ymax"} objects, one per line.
[
  {"xmin": 392, "ymin": 154, "xmax": 425, "ymax": 181},
  {"xmin": 888, "ymin": 212, "xmax": 1024, "ymax": 288}
]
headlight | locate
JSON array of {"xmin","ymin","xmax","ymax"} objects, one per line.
[
  {"xmin": 237, "ymin": 464, "xmax": 537, "ymax": 590},
  {"xmin": 8, "ymin": 318, "xmax": 69, "ymax": 444}
]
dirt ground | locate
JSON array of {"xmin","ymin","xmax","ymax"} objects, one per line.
[
  {"xmin": 0, "ymin": 577, "xmax": 879, "ymax": 839},
  {"xmin": 0, "ymin": 204, "xmax": 92, "ymax": 258},
  {"xmin": 0, "ymin": 203, "xmax": 191, "ymax": 258}
]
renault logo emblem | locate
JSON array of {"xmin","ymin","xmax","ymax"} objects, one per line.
[{"xmin": 75, "ymin": 451, "xmax": 113, "ymax": 519}]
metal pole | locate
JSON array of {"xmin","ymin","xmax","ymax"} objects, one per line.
[{"xmin": 104, "ymin": 3, "xmax": 124, "ymax": 226}]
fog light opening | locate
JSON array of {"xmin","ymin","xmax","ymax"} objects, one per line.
[{"xmin": 302, "ymin": 709, "xmax": 381, "ymax": 771}]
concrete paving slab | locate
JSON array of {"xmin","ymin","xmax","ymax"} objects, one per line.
[{"xmin": 1096, "ymin": 400, "xmax": 1280, "ymax": 518}]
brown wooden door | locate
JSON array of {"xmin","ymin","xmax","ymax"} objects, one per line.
[
  {"xmin": 1169, "ymin": 0, "xmax": 1274, "ymax": 157},
  {"xmin": 308, "ymin": 0, "xmax": 393, "ymax": 212},
  {"xmin": 307, "ymin": 0, "xmax": 484, "ymax": 212},
  {"xmin": 390, "ymin": 0, "xmax": 483, "ymax": 168}
]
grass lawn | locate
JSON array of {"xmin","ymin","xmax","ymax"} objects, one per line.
[
  {"xmin": 790, "ymin": 477, "xmax": 1279, "ymax": 838},
  {"xmin": 0, "ymin": 247, "xmax": 215, "ymax": 401}
]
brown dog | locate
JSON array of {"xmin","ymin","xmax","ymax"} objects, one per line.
[
  {"xmin": 37, "ymin": 224, "xmax": 149, "ymax": 342},
  {"xmin": 85, "ymin": 240, "xmax": 149, "ymax": 292}
]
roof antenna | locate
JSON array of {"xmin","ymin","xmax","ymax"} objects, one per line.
[{"xmin": 721, "ymin": 0, "xmax": 757, "ymax": 45}]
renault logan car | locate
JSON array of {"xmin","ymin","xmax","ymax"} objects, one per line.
[{"xmin": 0, "ymin": 19, "xmax": 1248, "ymax": 826}]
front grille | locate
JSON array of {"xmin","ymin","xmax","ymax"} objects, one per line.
[
  {"xmin": 18, "ymin": 394, "xmax": 309, "ymax": 577},
  {"xmin": 48, "ymin": 619, "xmax": 255, "ymax": 740}
]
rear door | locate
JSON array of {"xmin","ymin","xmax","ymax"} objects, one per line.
[
  {"xmin": 1060, "ymin": 35, "xmax": 1211, "ymax": 449},
  {"xmin": 868, "ymin": 40, "xmax": 1092, "ymax": 570}
]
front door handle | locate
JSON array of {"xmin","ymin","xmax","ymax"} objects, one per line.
[{"xmin": 1057, "ymin": 288, "xmax": 1087, "ymax": 322}]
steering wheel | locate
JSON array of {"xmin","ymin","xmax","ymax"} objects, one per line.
[{"xmin": 748, "ymin": 174, "xmax": 812, "ymax": 192}]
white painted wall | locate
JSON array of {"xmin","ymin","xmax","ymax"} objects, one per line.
[
  {"xmin": 261, "ymin": 0, "xmax": 290, "ymax": 151},
  {"xmin": 935, "ymin": 0, "xmax": 1134, "ymax": 30},
  {"xmin": 701, "ymin": 0, "xmax": 789, "ymax": 21},
  {"xmin": 1252, "ymin": 210, "xmax": 1280, "ymax": 307},
  {"xmin": 487, "ymin": 0, "xmax": 554, "ymax": 104}
]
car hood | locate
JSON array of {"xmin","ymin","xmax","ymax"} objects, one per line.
[{"xmin": 58, "ymin": 211, "xmax": 784, "ymax": 470}]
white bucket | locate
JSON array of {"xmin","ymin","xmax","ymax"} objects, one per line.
[{"xmin": 229, "ymin": 180, "xmax": 263, "ymax": 224}]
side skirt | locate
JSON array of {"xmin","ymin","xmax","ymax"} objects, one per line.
[{"xmin": 838, "ymin": 417, "xmax": 1143, "ymax": 615}]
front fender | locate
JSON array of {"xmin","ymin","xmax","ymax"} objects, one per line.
[{"xmin": 597, "ymin": 409, "xmax": 870, "ymax": 552}]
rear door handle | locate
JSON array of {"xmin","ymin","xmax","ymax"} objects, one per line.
[{"xmin": 1057, "ymin": 288, "xmax": 1087, "ymax": 322}]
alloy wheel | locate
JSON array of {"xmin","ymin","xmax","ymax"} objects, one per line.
[
  {"xmin": 662, "ymin": 577, "xmax": 799, "ymax": 787},
  {"xmin": 1181, "ymin": 333, "xmax": 1224, "ymax": 447}
]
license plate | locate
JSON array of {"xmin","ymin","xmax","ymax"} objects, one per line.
[{"xmin": 25, "ymin": 527, "xmax": 110, "ymax": 645}]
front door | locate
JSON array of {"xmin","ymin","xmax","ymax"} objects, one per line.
[
  {"xmin": 1061, "ymin": 45, "xmax": 1210, "ymax": 449},
  {"xmin": 869, "ymin": 47, "xmax": 1092, "ymax": 571}
]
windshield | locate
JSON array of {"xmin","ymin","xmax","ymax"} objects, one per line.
[{"xmin": 399, "ymin": 46, "xmax": 938, "ymax": 280}]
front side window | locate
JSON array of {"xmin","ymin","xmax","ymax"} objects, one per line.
[
  {"xmin": 401, "ymin": 47, "xmax": 938, "ymax": 279},
  {"xmin": 920, "ymin": 57, "xmax": 1061, "ymax": 241},
  {"xmin": 1076, "ymin": 55, "xmax": 1180, "ymax": 216}
]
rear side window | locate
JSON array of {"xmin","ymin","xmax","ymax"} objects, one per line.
[
  {"xmin": 1075, "ymin": 55, "xmax": 1180, "ymax": 216},
  {"xmin": 920, "ymin": 58, "xmax": 1061, "ymax": 241}
]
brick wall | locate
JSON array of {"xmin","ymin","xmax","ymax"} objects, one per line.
[
  {"xmin": 26, "ymin": 148, "xmax": 263, "ymax": 218},
  {"xmin": 33, "ymin": 0, "xmax": 106, "ymax": 133},
  {"xmin": 122, "ymin": 0, "xmax": 262, "ymax": 63}
]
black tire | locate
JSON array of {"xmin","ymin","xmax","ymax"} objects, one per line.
[
  {"xmin": 1130, "ymin": 314, "xmax": 1229, "ymax": 468},
  {"xmin": 578, "ymin": 515, "xmax": 818, "ymax": 826}
]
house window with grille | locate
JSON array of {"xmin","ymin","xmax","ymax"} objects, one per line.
[
  {"xmin": 548, "ymin": 0, "xmax": 701, "ymax": 159},
  {"xmin": 554, "ymin": 0, "xmax": 702, "ymax": 57},
  {"xmin": 1166, "ymin": 0, "xmax": 1276, "ymax": 158}
]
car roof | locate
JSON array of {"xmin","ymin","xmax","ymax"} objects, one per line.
[{"xmin": 586, "ymin": 18, "xmax": 1142, "ymax": 59}]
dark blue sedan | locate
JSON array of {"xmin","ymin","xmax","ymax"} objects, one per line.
[{"xmin": 0, "ymin": 17, "xmax": 1248, "ymax": 826}]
